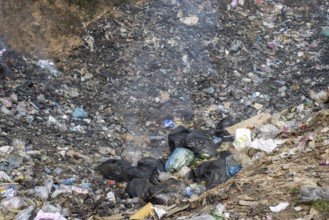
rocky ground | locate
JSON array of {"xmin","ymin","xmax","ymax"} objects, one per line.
[{"xmin": 0, "ymin": 0, "xmax": 328, "ymax": 219}]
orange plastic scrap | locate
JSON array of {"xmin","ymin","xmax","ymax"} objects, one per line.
[
  {"xmin": 299, "ymin": 122, "xmax": 307, "ymax": 129},
  {"xmin": 130, "ymin": 203, "xmax": 154, "ymax": 220}
]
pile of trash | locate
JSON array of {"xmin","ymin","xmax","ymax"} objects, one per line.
[
  {"xmin": 97, "ymin": 89, "xmax": 328, "ymax": 219},
  {"xmin": 98, "ymin": 125, "xmax": 240, "ymax": 205},
  {"xmin": 0, "ymin": 0, "xmax": 328, "ymax": 219},
  {"xmin": 189, "ymin": 104, "xmax": 329, "ymax": 219},
  {"xmin": 0, "ymin": 84, "xmax": 326, "ymax": 219}
]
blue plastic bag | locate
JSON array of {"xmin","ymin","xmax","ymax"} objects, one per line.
[
  {"xmin": 72, "ymin": 107, "xmax": 88, "ymax": 119},
  {"xmin": 163, "ymin": 119, "xmax": 175, "ymax": 128},
  {"xmin": 225, "ymin": 155, "xmax": 241, "ymax": 178}
]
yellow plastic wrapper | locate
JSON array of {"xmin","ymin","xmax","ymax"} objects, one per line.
[{"xmin": 130, "ymin": 203, "xmax": 154, "ymax": 220}]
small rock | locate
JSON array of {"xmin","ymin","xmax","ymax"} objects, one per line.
[
  {"xmin": 37, "ymin": 94, "xmax": 45, "ymax": 102},
  {"xmin": 203, "ymin": 87, "xmax": 215, "ymax": 94},
  {"xmin": 10, "ymin": 94, "xmax": 18, "ymax": 103},
  {"xmin": 247, "ymin": 72, "xmax": 255, "ymax": 79},
  {"xmin": 294, "ymin": 206, "xmax": 303, "ymax": 212},
  {"xmin": 242, "ymin": 78, "xmax": 251, "ymax": 83},
  {"xmin": 234, "ymin": 70, "xmax": 241, "ymax": 78},
  {"xmin": 321, "ymin": 127, "xmax": 329, "ymax": 133},
  {"xmin": 177, "ymin": 10, "xmax": 183, "ymax": 18},
  {"xmin": 310, "ymin": 90, "xmax": 328, "ymax": 104},
  {"xmin": 281, "ymin": 164, "xmax": 290, "ymax": 170},
  {"xmin": 180, "ymin": 16, "xmax": 199, "ymax": 25},
  {"xmin": 313, "ymin": 214, "xmax": 327, "ymax": 220},
  {"xmin": 177, "ymin": 166, "xmax": 191, "ymax": 178},
  {"xmin": 278, "ymin": 86, "xmax": 287, "ymax": 93},
  {"xmin": 230, "ymin": 40, "xmax": 242, "ymax": 52},
  {"xmin": 99, "ymin": 147, "xmax": 111, "ymax": 155},
  {"xmin": 253, "ymin": 103, "xmax": 263, "ymax": 110},
  {"xmin": 81, "ymin": 72, "xmax": 93, "ymax": 81},
  {"xmin": 309, "ymin": 207, "xmax": 320, "ymax": 216},
  {"xmin": 238, "ymin": 0, "xmax": 245, "ymax": 6},
  {"xmin": 303, "ymin": 78, "xmax": 312, "ymax": 84},
  {"xmin": 297, "ymin": 103, "xmax": 304, "ymax": 113},
  {"xmin": 1, "ymin": 106, "xmax": 13, "ymax": 115},
  {"xmin": 145, "ymin": 121, "xmax": 152, "ymax": 126}
]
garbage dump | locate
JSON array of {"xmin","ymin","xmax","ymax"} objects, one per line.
[
  {"xmin": 0, "ymin": 0, "xmax": 328, "ymax": 219},
  {"xmin": 98, "ymin": 125, "xmax": 241, "ymax": 204}
]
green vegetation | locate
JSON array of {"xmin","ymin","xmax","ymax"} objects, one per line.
[
  {"xmin": 290, "ymin": 187, "xmax": 300, "ymax": 196},
  {"xmin": 290, "ymin": 187, "xmax": 301, "ymax": 206},
  {"xmin": 313, "ymin": 200, "xmax": 329, "ymax": 214}
]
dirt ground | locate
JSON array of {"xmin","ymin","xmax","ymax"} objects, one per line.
[{"xmin": 0, "ymin": 0, "xmax": 114, "ymax": 58}]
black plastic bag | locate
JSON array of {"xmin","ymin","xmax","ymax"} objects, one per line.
[
  {"xmin": 125, "ymin": 157, "xmax": 163, "ymax": 184},
  {"xmin": 168, "ymin": 126, "xmax": 190, "ymax": 152},
  {"xmin": 137, "ymin": 157, "xmax": 165, "ymax": 172},
  {"xmin": 97, "ymin": 159, "xmax": 131, "ymax": 182},
  {"xmin": 126, "ymin": 178, "xmax": 153, "ymax": 198},
  {"xmin": 215, "ymin": 117, "xmax": 239, "ymax": 142},
  {"xmin": 126, "ymin": 178, "xmax": 184, "ymax": 204},
  {"xmin": 98, "ymin": 157, "xmax": 163, "ymax": 183},
  {"xmin": 185, "ymin": 130, "xmax": 217, "ymax": 158},
  {"xmin": 203, "ymin": 159, "xmax": 229, "ymax": 189},
  {"xmin": 213, "ymin": 129, "xmax": 234, "ymax": 142},
  {"xmin": 125, "ymin": 166, "xmax": 160, "ymax": 184},
  {"xmin": 191, "ymin": 151, "xmax": 233, "ymax": 189},
  {"xmin": 216, "ymin": 117, "xmax": 233, "ymax": 130},
  {"xmin": 216, "ymin": 116, "xmax": 241, "ymax": 130},
  {"xmin": 126, "ymin": 178, "xmax": 168, "ymax": 204}
]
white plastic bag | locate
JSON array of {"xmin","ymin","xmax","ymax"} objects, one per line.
[
  {"xmin": 269, "ymin": 202, "xmax": 289, "ymax": 212},
  {"xmin": 1, "ymin": 196, "xmax": 27, "ymax": 209},
  {"xmin": 233, "ymin": 128, "xmax": 251, "ymax": 150},
  {"xmin": 15, "ymin": 206, "xmax": 33, "ymax": 220},
  {"xmin": 250, "ymin": 138, "xmax": 285, "ymax": 153}
]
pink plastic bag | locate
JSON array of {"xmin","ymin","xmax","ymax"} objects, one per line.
[{"xmin": 34, "ymin": 210, "xmax": 67, "ymax": 220}]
